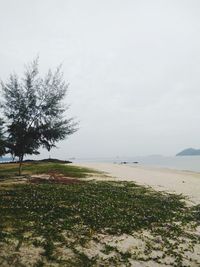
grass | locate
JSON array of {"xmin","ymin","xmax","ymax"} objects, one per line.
[
  {"xmin": 0, "ymin": 162, "xmax": 200, "ymax": 266},
  {"xmin": 0, "ymin": 162, "xmax": 96, "ymax": 179}
]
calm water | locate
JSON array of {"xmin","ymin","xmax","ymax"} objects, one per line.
[
  {"xmin": 75, "ymin": 155, "xmax": 200, "ymax": 173},
  {"xmin": 1, "ymin": 155, "xmax": 200, "ymax": 173}
]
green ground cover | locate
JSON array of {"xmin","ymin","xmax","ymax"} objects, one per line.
[
  {"xmin": 0, "ymin": 162, "xmax": 95, "ymax": 179},
  {"xmin": 0, "ymin": 163, "xmax": 199, "ymax": 266}
]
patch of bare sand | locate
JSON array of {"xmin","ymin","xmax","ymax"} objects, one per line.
[
  {"xmin": 0, "ymin": 242, "xmax": 44, "ymax": 267},
  {"xmin": 1, "ymin": 229, "xmax": 199, "ymax": 266},
  {"xmin": 72, "ymin": 162, "xmax": 200, "ymax": 204},
  {"xmin": 73, "ymin": 230, "xmax": 200, "ymax": 266}
]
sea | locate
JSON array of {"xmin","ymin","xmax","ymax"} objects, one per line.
[
  {"xmin": 1, "ymin": 155, "xmax": 200, "ymax": 173},
  {"xmin": 74, "ymin": 155, "xmax": 200, "ymax": 173}
]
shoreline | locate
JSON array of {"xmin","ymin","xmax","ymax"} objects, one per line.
[{"xmin": 72, "ymin": 162, "xmax": 200, "ymax": 204}]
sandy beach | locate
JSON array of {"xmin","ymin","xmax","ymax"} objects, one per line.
[
  {"xmin": 0, "ymin": 162, "xmax": 199, "ymax": 266},
  {"xmin": 74, "ymin": 163, "xmax": 200, "ymax": 204}
]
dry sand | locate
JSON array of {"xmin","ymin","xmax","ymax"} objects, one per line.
[
  {"xmin": 70, "ymin": 162, "xmax": 200, "ymax": 266},
  {"xmin": 73, "ymin": 163, "xmax": 200, "ymax": 204}
]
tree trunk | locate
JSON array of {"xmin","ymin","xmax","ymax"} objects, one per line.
[{"xmin": 18, "ymin": 155, "xmax": 23, "ymax": 176}]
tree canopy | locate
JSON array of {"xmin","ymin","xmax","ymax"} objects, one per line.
[{"xmin": 0, "ymin": 59, "xmax": 78, "ymax": 174}]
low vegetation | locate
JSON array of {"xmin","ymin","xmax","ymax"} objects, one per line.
[
  {"xmin": 0, "ymin": 162, "xmax": 95, "ymax": 180},
  {"xmin": 0, "ymin": 162, "xmax": 200, "ymax": 266}
]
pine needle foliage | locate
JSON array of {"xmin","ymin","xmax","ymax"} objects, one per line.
[{"xmin": 1, "ymin": 59, "xmax": 78, "ymax": 174}]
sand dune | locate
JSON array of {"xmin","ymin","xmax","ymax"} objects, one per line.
[{"xmin": 73, "ymin": 163, "xmax": 200, "ymax": 204}]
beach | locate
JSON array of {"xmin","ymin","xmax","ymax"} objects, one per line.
[
  {"xmin": 0, "ymin": 161, "xmax": 200, "ymax": 266},
  {"xmin": 73, "ymin": 162, "xmax": 200, "ymax": 204}
]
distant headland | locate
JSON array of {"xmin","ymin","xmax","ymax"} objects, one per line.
[{"xmin": 176, "ymin": 148, "xmax": 200, "ymax": 156}]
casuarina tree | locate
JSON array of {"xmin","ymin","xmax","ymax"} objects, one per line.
[
  {"xmin": 0, "ymin": 119, "xmax": 6, "ymax": 156},
  {"xmin": 1, "ymin": 58, "xmax": 78, "ymax": 175}
]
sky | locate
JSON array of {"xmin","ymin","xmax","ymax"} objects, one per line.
[{"xmin": 0, "ymin": 0, "xmax": 200, "ymax": 159}]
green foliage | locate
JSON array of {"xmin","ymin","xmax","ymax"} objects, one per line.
[
  {"xmin": 0, "ymin": 180, "xmax": 199, "ymax": 266},
  {"xmin": 0, "ymin": 162, "xmax": 94, "ymax": 179},
  {"xmin": 1, "ymin": 58, "xmax": 78, "ymax": 167}
]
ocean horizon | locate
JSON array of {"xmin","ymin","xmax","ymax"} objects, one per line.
[
  {"xmin": 1, "ymin": 155, "xmax": 200, "ymax": 173},
  {"xmin": 74, "ymin": 155, "xmax": 200, "ymax": 173}
]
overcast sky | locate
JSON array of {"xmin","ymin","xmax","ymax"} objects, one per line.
[{"xmin": 0, "ymin": 0, "xmax": 200, "ymax": 159}]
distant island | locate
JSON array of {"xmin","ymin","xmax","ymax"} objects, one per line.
[{"xmin": 176, "ymin": 148, "xmax": 200, "ymax": 156}]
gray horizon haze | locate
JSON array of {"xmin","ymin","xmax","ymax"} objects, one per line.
[{"xmin": 0, "ymin": 0, "xmax": 200, "ymax": 159}]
